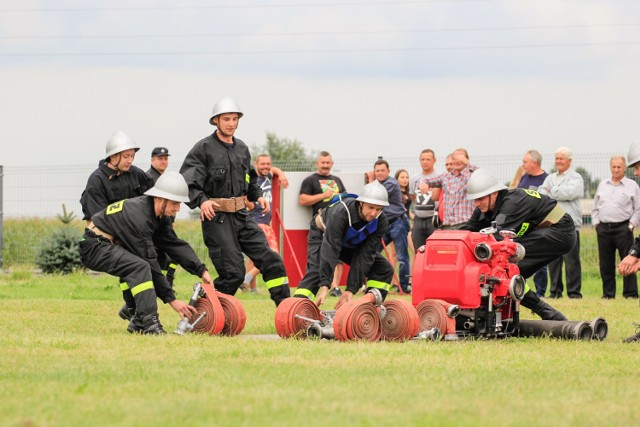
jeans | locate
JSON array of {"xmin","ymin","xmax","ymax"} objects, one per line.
[
  {"xmin": 533, "ymin": 265, "xmax": 548, "ymax": 297},
  {"xmin": 383, "ymin": 215, "xmax": 411, "ymax": 292}
]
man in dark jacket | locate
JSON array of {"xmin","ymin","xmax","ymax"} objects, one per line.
[
  {"xmin": 462, "ymin": 169, "xmax": 574, "ymax": 321},
  {"xmin": 79, "ymin": 172, "xmax": 210, "ymax": 334},
  {"xmin": 293, "ymin": 182, "xmax": 394, "ymax": 309},
  {"xmin": 179, "ymin": 96, "xmax": 290, "ymax": 307}
]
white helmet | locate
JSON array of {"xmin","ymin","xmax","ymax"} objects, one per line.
[
  {"xmin": 105, "ymin": 131, "xmax": 140, "ymax": 158},
  {"xmin": 356, "ymin": 182, "xmax": 389, "ymax": 207},
  {"xmin": 209, "ymin": 96, "xmax": 243, "ymax": 125},
  {"xmin": 144, "ymin": 171, "xmax": 190, "ymax": 203},
  {"xmin": 466, "ymin": 169, "xmax": 507, "ymax": 200},
  {"xmin": 627, "ymin": 141, "xmax": 640, "ymax": 168}
]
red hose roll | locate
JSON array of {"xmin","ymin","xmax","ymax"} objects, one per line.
[
  {"xmin": 380, "ymin": 299, "xmax": 420, "ymax": 341},
  {"xmin": 216, "ymin": 291, "xmax": 247, "ymax": 336},
  {"xmin": 190, "ymin": 295, "xmax": 225, "ymax": 335},
  {"xmin": 333, "ymin": 298, "xmax": 382, "ymax": 342},
  {"xmin": 416, "ymin": 299, "xmax": 455, "ymax": 336},
  {"xmin": 274, "ymin": 297, "xmax": 321, "ymax": 338}
]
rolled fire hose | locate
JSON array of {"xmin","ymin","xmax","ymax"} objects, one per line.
[
  {"xmin": 216, "ymin": 291, "xmax": 247, "ymax": 336},
  {"xmin": 333, "ymin": 293, "xmax": 382, "ymax": 342},
  {"xmin": 518, "ymin": 319, "xmax": 593, "ymax": 340},
  {"xmin": 380, "ymin": 299, "xmax": 420, "ymax": 341},
  {"xmin": 415, "ymin": 299, "xmax": 457, "ymax": 337},
  {"xmin": 190, "ymin": 294, "xmax": 225, "ymax": 335},
  {"xmin": 274, "ymin": 297, "xmax": 321, "ymax": 338}
]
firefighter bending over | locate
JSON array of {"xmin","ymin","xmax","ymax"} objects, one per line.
[
  {"xmin": 294, "ymin": 182, "xmax": 395, "ymax": 309},
  {"xmin": 462, "ymin": 168, "xmax": 573, "ymax": 321},
  {"xmin": 79, "ymin": 172, "xmax": 211, "ymax": 334}
]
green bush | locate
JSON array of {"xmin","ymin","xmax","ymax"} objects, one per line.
[{"xmin": 35, "ymin": 205, "xmax": 85, "ymax": 274}]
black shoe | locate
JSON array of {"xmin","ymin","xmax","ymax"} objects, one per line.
[
  {"xmin": 602, "ymin": 296, "xmax": 615, "ymax": 300},
  {"xmin": 521, "ymin": 290, "xmax": 567, "ymax": 321},
  {"xmin": 127, "ymin": 315, "xmax": 144, "ymax": 334},
  {"xmin": 141, "ymin": 314, "xmax": 166, "ymax": 335},
  {"xmin": 568, "ymin": 295, "xmax": 582, "ymax": 299},
  {"xmin": 623, "ymin": 323, "xmax": 640, "ymax": 343},
  {"xmin": 329, "ymin": 287, "xmax": 342, "ymax": 297},
  {"xmin": 119, "ymin": 304, "xmax": 135, "ymax": 321},
  {"xmin": 547, "ymin": 294, "xmax": 563, "ymax": 299}
]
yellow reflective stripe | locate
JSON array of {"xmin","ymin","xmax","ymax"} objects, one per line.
[
  {"xmin": 366, "ymin": 279, "xmax": 390, "ymax": 291},
  {"xmin": 516, "ymin": 222, "xmax": 529, "ymax": 237},
  {"xmin": 120, "ymin": 282, "xmax": 129, "ymax": 291},
  {"xmin": 523, "ymin": 189, "xmax": 541, "ymax": 198},
  {"xmin": 131, "ymin": 281, "xmax": 154, "ymax": 296},
  {"xmin": 168, "ymin": 263, "xmax": 178, "ymax": 269},
  {"xmin": 245, "ymin": 173, "xmax": 250, "ymax": 183},
  {"xmin": 265, "ymin": 276, "xmax": 288, "ymax": 290},
  {"xmin": 293, "ymin": 288, "xmax": 314, "ymax": 298},
  {"xmin": 524, "ymin": 282, "xmax": 531, "ymax": 294}
]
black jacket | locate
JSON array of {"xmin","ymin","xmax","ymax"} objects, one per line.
[
  {"xmin": 80, "ymin": 161, "xmax": 153, "ymax": 220},
  {"xmin": 319, "ymin": 198, "xmax": 388, "ymax": 293},
  {"xmin": 91, "ymin": 196, "xmax": 207, "ymax": 303},
  {"xmin": 179, "ymin": 132, "xmax": 262, "ymax": 210}
]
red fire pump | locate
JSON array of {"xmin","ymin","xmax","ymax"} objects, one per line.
[{"xmin": 412, "ymin": 225, "xmax": 527, "ymax": 339}]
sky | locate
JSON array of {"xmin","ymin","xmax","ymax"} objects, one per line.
[{"xmin": 1, "ymin": 0, "xmax": 640, "ymax": 168}]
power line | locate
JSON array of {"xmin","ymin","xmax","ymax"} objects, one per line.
[
  {"xmin": 1, "ymin": 41, "xmax": 639, "ymax": 57},
  {"xmin": 2, "ymin": 23, "xmax": 639, "ymax": 40}
]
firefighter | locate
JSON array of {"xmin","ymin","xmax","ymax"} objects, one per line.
[
  {"xmin": 79, "ymin": 172, "xmax": 209, "ymax": 334},
  {"xmin": 293, "ymin": 181, "xmax": 395, "ymax": 309},
  {"xmin": 80, "ymin": 130, "xmax": 156, "ymax": 321},
  {"xmin": 462, "ymin": 168, "xmax": 572, "ymax": 321},
  {"xmin": 179, "ymin": 96, "xmax": 290, "ymax": 306},
  {"xmin": 618, "ymin": 141, "xmax": 640, "ymax": 342}
]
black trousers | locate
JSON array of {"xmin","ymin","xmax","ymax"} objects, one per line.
[
  {"xmin": 201, "ymin": 211, "xmax": 290, "ymax": 306},
  {"xmin": 79, "ymin": 236, "xmax": 158, "ymax": 318},
  {"xmin": 548, "ymin": 230, "xmax": 582, "ymax": 298},
  {"xmin": 516, "ymin": 214, "xmax": 577, "ymax": 281},
  {"xmin": 596, "ymin": 222, "xmax": 638, "ymax": 298},
  {"xmin": 411, "ymin": 216, "xmax": 437, "ymax": 252},
  {"xmin": 295, "ymin": 224, "xmax": 393, "ymax": 298}
]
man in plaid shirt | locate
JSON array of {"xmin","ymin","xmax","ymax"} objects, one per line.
[{"xmin": 421, "ymin": 148, "xmax": 477, "ymax": 229}]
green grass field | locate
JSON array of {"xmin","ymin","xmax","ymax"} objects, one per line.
[{"xmin": 1, "ymin": 268, "xmax": 639, "ymax": 427}]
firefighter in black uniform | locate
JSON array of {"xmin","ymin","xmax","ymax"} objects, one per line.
[
  {"xmin": 80, "ymin": 130, "xmax": 153, "ymax": 222},
  {"xmin": 179, "ymin": 96, "xmax": 290, "ymax": 306},
  {"xmin": 79, "ymin": 172, "xmax": 209, "ymax": 334},
  {"xmin": 146, "ymin": 146, "xmax": 178, "ymax": 288},
  {"xmin": 462, "ymin": 168, "xmax": 574, "ymax": 320},
  {"xmin": 293, "ymin": 182, "xmax": 394, "ymax": 309}
]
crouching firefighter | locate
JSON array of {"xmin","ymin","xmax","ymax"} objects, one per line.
[
  {"xmin": 79, "ymin": 171, "xmax": 212, "ymax": 334},
  {"xmin": 462, "ymin": 168, "xmax": 574, "ymax": 321},
  {"xmin": 294, "ymin": 181, "xmax": 395, "ymax": 309}
]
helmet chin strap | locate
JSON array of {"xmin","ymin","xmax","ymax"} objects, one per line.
[
  {"xmin": 108, "ymin": 153, "xmax": 126, "ymax": 174},
  {"xmin": 158, "ymin": 199, "xmax": 168, "ymax": 218}
]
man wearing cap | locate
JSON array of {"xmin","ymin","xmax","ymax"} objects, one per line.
[
  {"xmin": 179, "ymin": 96, "xmax": 291, "ymax": 307},
  {"xmin": 147, "ymin": 147, "xmax": 171, "ymax": 183},
  {"xmin": 79, "ymin": 172, "xmax": 210, "ymax": 334},
  {"xmin": 293, "ymin": 182, "xmax": 394, "ymax": 310},
  {"xmin": 462, "ymin": 168, "xmax": 575, "ymax": 320}
]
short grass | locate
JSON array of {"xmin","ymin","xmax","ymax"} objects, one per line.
[{"xmin": 1, "ymin": 269, "xmax": 640, "ymax": 427}]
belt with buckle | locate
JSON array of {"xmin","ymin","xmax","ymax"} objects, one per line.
[
  {"xmin": 209, "ymin": 197, "xmax": 247, "ymax": 213},
  {"xmin": 86, "ymin": 221, "xmax": 118, "ymax": 244}
]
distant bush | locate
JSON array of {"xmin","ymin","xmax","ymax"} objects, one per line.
[{"xmin": 36, "ymin": 205, "xmax": 85, "ymax": 274}]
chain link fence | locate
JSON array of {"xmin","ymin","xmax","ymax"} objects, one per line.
[{"xmin": 0, "ymin": 151, "xmax": 631, "ymax": 269}]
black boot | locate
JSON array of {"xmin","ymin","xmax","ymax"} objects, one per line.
[
  {"xmin": 127, "ymin": 314, "xmax": 144, "ymax": 334},
  {"xmin": 141, "ymin": 314, "xmax": 166, "ymax": 335},
  {"xmin": 118, "ymin": 303, "xmax": 135, "ymax": 321},
  {"xmin": 521, "ymin": 290, "xmax": 567, "ymax": 321}
]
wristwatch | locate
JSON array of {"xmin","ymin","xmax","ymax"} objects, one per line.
[{"xmin": 630, "ymin": 248, "xmax": 640, "ymax": 258}]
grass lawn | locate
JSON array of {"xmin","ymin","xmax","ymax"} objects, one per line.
[{"xmin": 1, "ymin": 269, "xmax": 639, "ymax": 427}]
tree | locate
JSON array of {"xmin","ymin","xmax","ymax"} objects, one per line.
[
  {"xmin": 251, "ymin": 133, "xmax": 316, "ymax": 171},
  {"xmin": 36, "ymin": 204, "xmax": 85, "ymax": 274}
]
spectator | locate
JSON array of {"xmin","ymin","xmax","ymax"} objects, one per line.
[
  {"xmin": 423, "ymin": 148, "xmax": 477, "ymax": 230},
  {"xmin": 508, "ymin": 166, "xmax": 525, "ymax": 189},
  {"xmin": 179, "ymin": 96, "xmax": 290, "ymax": 307},
  {"xmin": 146, "ymin": 147, "xmax": 170, "ymax": 183},
  {"xmin": 592, "ymin": 155, "xmax": 640, "ymax": 299},
  {"xmin": 517, "ymin": 149, "xmax": 550, "ymax": 298},
  {"xmin": 437, "ymin": 153, "xmax": 455, "ymax": 224},
  {"xmin": 410, "ymin": 149, "xmax": 441, "ymax": 251},
  {"xmin": 299, "ymin": 151, "xmax": 347, "ymax": 297},
  {"xmin": 293, "ymin": 182, "xmax": 393, "ymax": 309},
  {"xmin": 539, "ymin": 147, "xmax": 584, "ymax": 299},
  {"xmin": 374, "ymin": 159, "xmax": 411, "ymax": 293},
  {"xmin": 242, "ymin": 154, "xmax": 290, "ymax": 293}
]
